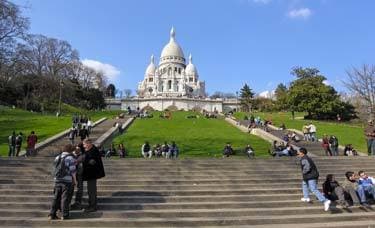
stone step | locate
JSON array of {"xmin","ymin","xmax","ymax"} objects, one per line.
[
  {"xmin": 2, "ymin": 212, "xmax": 375, "ymax": 227},
  {"xmin": 0, "ymin": 188, "xmax": 306, "ymax": 196},
  {"xmin": 0, "ymin": 183, "xmax": 310, "ymax": 190},
  {"xmin": 0, "ymin": 200, "xmax": 350, "ymax": 210},
  {"xmin": 0, "ymin": 194, "xmax": 311, "ymax": 203},
  {"xmin": 0, "ymin": 205, "xmax": 368, "ymax": 218}
]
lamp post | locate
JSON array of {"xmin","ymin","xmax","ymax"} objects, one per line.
[
  {"xmin": 236, "ymin": 91, "xmax": 239, "ymax": 112},
  {"xmin": 58, "ymin": 78, "xmax": 63, "ymax": 117}
]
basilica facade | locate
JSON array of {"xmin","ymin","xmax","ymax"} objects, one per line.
[
  {"xmin": 137, "ymin": 28, "xmax": 206, "ymax": 98},
  {"xmin": 106, "ymin": 28, "xmax": 237, "ymax": 113}
]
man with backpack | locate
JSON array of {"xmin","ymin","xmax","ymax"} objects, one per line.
[{"xmin": 48, "ymin": 144, "xmax": 77, "ymax": 220}]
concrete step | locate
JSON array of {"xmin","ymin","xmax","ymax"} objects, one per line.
[
  {"xmin": 1, "ymin": 157, "xmax": 375, "ymax": 227},
  {"xmin": 0, "ymin": 205, "xmax": 369, "ymax": 218},
  {"xmin": 2, "ymin": 212, "xmax": 375, "ymax": 227}
]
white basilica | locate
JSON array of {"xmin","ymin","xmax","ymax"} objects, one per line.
[
  {"xmin": 106, "ymin": 28, "xmax": 237, "ymax": 112},
  {"xmin": 137, "ymin": 28, "xmax": 206, "ymax": 98}
]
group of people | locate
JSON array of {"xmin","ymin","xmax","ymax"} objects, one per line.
[
  {"xmin": 48, "ymin": 139, "xmax": 105, "ymax": 220},
  {"xmin": 223, "ymin": 143, "xmax": 255, "ymax": 158},
  {"xmin": 246, "ymin": 115, "xmax": 272, "ymax": 132},
  {"xmin": 321, "ymin": 134, "xmax": 339, "ymax": 156},
  {"xmin": 269, "ymin": 140, "xmax": 297, "ymax": 157},
  {"xmin": 103, "ymin": 143, "xmax": 127, "ymax": 158},
  {"xmin": 141, "ymin": 141, "xmax": 179, "ymax": 159},
  {"xmin": 68, "ymin": 114, "xmax": 93, "ymax": 145},
  {"xmin": 322, "ymin": 171, "xmax": 375, "ymax": 208},
  {"xmin": 282, "ymin": 131, "xmax": 301, "ymax": 143},
  {"xmin": 8, "ymin": 131, "xmax": 38, "ymax": 157},
  {"xmin": 298, "ymin": 147, "xmax": 375, "ymax": 212},
  {"xmin": 302, "ymin": 122, "xmax": 317, "ymax": 142}
]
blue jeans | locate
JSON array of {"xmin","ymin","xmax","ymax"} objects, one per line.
[
  {"xmin": 310, "ymin": 132, "xmax": 317, "ymax": 142},
  {"xmin": 358, "ymin": 185, "xmax": 375, "ymax": 203},
  {"xmin": 302, "ymin": 179, "xmax": 327, "ymax": 202},
  {"xmin": 367, "ymin": 139, "xmax": 375, "ymax": 155}
]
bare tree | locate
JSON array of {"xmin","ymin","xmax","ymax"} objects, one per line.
[
  {"xmin": 124, "ymin": 89, "xmax": 132, "ymax": 98},
  {"xmin": 344, "ymin": 64, "xmax": 375, "ymax": 118}
]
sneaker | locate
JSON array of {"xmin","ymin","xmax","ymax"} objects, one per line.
[
  {"xmin": 47, "ymin": 214, "xmax": 59, "ymax": 220},
  {"xmin": 301, "ymin": 197, "xmax": 311, "ymax": 202},
  {"xmin": 324, "ymin": 200, "xmax": 331, "ymax": 211},
  {"xmin": 361, "ymin": 202, "xmax": 371, "ymax": 207}
]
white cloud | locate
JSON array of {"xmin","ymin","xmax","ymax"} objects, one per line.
[
  {"xmin": 323, "ymin": 80, "xmax": 330, "ymax": 85},
  {"xmin": 258, "ymin": 90, "xmax": 275, "ymax": 99},
  {"xmin": 288, "ymin": 8, "xmax": 312, "ymax": 19},
  {"xmin": 81, "ymin": 59, "xmax": 120, "ymax": 81}
]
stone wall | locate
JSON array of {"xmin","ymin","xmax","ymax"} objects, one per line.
[{"xmin": 106, "ymin": 97, "xmax": 239, "ymax": 112}]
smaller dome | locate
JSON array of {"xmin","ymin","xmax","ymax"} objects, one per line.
[
  {"xmin": 185, "ymin": 54, "xmax": 198, "ymax": 75},
  {"xmin": 145, "ymin": 55, "xmax": 156, "ymax": 75}
]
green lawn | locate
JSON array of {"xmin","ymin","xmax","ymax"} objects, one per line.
[
  {"xmin": 0, "ymin": 106, "xmax": 122, "ymax": 156},
  {"xmin": 234, "ymin": 112, "xmax": 367, "ymax": 153},
  {"xmin": 113, "ymin": 111, "xmax": 271, "ymax": 158}
]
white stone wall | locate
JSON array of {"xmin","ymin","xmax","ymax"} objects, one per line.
[{"xmin": 107, "ymin": 98, "xmax": 238, "ymax": 113}]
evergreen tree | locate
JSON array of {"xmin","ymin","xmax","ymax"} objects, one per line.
[
  {"xmin": 274, "ymin": 83, "xmax": 288, "ymax": 111},
  {"xmin": 239, "ymin": 83, "xmax": 254, "ymax": 112}
]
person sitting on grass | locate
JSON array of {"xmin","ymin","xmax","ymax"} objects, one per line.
[
  {"xmin": 322, "ymin": 174, "xmax": 350, "ymax": 208},
  {"xmin": 161, "ymin": 142, "xmax": 170, "ymax": 158},
  {"xmin": 153, "ymin": 144, "xmax": 162, "ymax": 157},
  {"xmin": 170, "ymin": 141, "xmax": 179, "ymax": 159},
  {"xmin": 105, "ymin": 143, "xmax": 117, "ymax": 158},
  {"xmin": 141, "ymin": 141, "xmax": 152, "ymax": 158},
  {"xmin": 244, "ymin": 144, "xmax": 255, "ymax": 158},
  {"xmin": 118, "ymin": 143, "xmax": 126, "ymax": 158},
  {"xmin": 223, "ymin": 143, "xmax": 234, "ymax": 157}
]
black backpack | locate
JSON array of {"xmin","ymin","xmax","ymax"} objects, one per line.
[{"xmin": 53, "ymin": 154, "xmax": 72, "ymax": 179}]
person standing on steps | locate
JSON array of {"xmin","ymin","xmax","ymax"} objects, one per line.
[
  {"xmin": 82, "ymin": 139, "xmax": 105, "ymax": 212},
  {"xmin": 297, "ymin": 147, "xmax": 331, "ymax": 211},
  {"xmin": 364, "ymin": 120, "xmax": 375, "ymax": 156},
  {"xmin": 8, "ymin": 131, "xmax": 16, "ymax": 157}
]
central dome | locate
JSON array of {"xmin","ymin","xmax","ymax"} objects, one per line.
[{"xmin": 160, "ymin": 27, "xmax": 185, "ymax": 59}]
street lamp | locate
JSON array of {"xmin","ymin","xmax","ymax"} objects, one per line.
[
  {"xmin": 57, "ymin": 78, "xmax": 63, "ymax": 117},
  {"xmin": 236, "ymin": 91, "xmax": 239, "ymax": 112}
]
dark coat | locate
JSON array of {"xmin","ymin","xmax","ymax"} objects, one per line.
[
  {"xmin": 82, "ymin": 145, "xmax": 105, "ymax": 181},
  {"xmin": 300, "ymin": 155, "xmax": 319, "ymax": 181}
]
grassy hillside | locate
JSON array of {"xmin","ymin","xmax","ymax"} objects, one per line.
[
  {"xmin": 113, "ymin": 111, "xmax": 271, "ymax": 158},
  {"xmin": 0, "ymin": 106, "xmax": 122, "ymax": 156},
  {"xmin": 234, "ymin": 112, "xmax": 367, "ymax": 153}
]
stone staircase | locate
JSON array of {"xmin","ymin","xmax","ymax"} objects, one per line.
[
  {"xmin": 37, "ymin": 119, "xmax": 124, "ymax": 157},
  {"xmin": 1, "ymin": 157, "xmax": 375, "ymax": 227},
  {"xmin": 267, "ymin": 128, "xmax": 344, "ymax": 156}
]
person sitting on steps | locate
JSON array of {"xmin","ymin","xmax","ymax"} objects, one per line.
[{"xmin": 322, "ymin": 174, "xmax": 350, "ymax": 208}]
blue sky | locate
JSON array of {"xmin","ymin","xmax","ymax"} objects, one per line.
[{"xmin": 14, "ymin": 0, "xmax": 375, "ymax": 96}]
